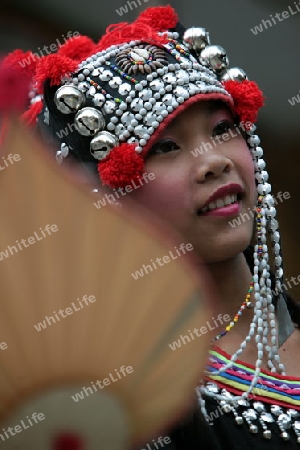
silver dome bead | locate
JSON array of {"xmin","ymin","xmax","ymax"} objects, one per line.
[
  {"xmin": 54, "ymin": 85, "xmax": 85, "ymax": 114},
  {"xmin": 74, "ymin": 107, "xmax": 105, "ymax": 136},
  {"xmin": 90, "ymin": 131, "xmax": 118, "ymax": 161},
  {"xmin": 220, "ymin": 67, "xmax": 248, "ymax": 82},
  {"xmin": 183, "ymin": 27, "xmax": 210, "ymax": 52},
  {"xmin": 200, "ymin": 45, "xmax": 229, "ymax": 72},
  {"xmin": 263, "ymin": 430, "xmax": 272, "ymax": 439},
  {"xmin": 235, "ymin": 416, "xmax": 243, "ymax": 425}
]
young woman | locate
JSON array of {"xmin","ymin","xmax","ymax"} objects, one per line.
[{"xmin": 8, "ymin": 5, "xmax": 300, "ymax": 448}]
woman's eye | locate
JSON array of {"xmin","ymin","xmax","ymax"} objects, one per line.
[
  {"xmin": 148, "ymin": 139, "xmax": 180, "ymax": 156},
  {"xmin": 212, "ymin": 120, "xmax": 236, "ymax": 137}
]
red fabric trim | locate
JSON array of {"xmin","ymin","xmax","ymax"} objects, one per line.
[
  {"xmin": 212, "ymin": 345, "xmax": 300, "ymax": 382},
  {"xmin": 210, "ymin": 362, "xmax": 300, "ymax": 394}
]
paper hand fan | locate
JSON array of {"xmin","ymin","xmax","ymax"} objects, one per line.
[{"xmin": 0, "ymin": 119, "xmax": 216, "ymax": 450}]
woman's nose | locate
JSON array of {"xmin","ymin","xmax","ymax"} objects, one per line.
[{"xmin": 192, "ymin": 151, "xmax": 234, "ymax": 183}]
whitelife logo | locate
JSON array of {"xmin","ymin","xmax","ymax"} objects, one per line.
[
  {"xmin": 228, "ymin": 191, "xmax": 291, "ymax": 229},
  {"xmin": 18, "ymin": 32, "xmax": 80, "ymax": 68},
  {"xmin": 71, "ymin": 366, "xmax": 134, "ymax": 402},
  {"xmin": 0, "ymin": 224, "xmax": 58, "ymax": 262},
  {"xmin": 191, "ymin": 121, "xmax": 252, "ymax": 158},
  {"xmin": 0, "ymin": 412, "xmax": 45, "ymax": 443},
  {"xmin": 288, "ymin": 89, "xmax": 300, "ymax": 106},
  {"xmin": 250, "ymin": 1, "xmax": 300, "ymax": 35},
  {"xmin": 140, "ymin": 435, "xmax": 172, "ymax": 450},
  {"xmin": 0, "ymin": 153, "xmax": 21, "ymax": 171},
  {"xmin": 34, "ymin": 295, "xmax": 96, "ymax": 332},
  {"xmin": 116, "ymin": 0, "xmax": 150, "ymax": 16},
  {"xmin": 94, "ymin": 173, "xmax": 155, "ymax": 209},
  {"xmin": 131, "ymin": 243, "xmax": 193, "ymax": 280},
  {"xmin": 203, "ymin": 379, "xmax": 269, "ymax": 423},
  {"xmin": 169, "ymin": 314, "xmax": 230, "ymax": 351}
]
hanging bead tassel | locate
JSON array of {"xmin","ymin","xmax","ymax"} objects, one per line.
[{"xmin": 198, "ymin": 125, "xmax": 288, "ymax": 418}]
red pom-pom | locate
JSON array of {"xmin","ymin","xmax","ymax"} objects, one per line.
[
  {"xmin": 58, "ymin": 36, "xmax": 96, "ymax": 62},
  {"xmin": 223, "ymin": 80, "xmax": 265, "ymax": 126},
  {"xmin": 0, "ymin": 60, "xmax": 31, "ymax": 112},
  {"xmin": 97, "ymin": 22, "xmax": 167, "ymax": 52},
  {"xmin": 35, "ymin": 54, "xmax": 78, "ymax": 93},
  {"xmin": 98, "ymin": 143, "xmax": 144, "ymax": 188},
  {"xmin": 2, "ymin": 49, "xmax": 37, "ymax": 77},
  {"xmin": 22, "ymin": 100, "xmax": 43, "ymax": 127},
  {"xmin": 137, "ymin": 5, "xmax": 178, "ymax": 30}
]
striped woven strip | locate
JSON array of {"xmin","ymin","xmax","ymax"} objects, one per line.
[{"xmin": 205, "ymin": 346, "xmax": 300, "ymax": 410}]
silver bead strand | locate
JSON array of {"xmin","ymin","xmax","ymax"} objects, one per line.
[{"xmin": 249, "ymin": 135, "xmax": 286, "ymax": 375}]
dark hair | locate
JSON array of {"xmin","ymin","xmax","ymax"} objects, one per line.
[{"xmin": 243, "ymin": 245, "xmax": 300, "ymax": 328}]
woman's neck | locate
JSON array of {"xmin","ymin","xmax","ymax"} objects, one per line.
[{"xmin": 204, "ymin": 251, "xmax": 254, "ymax": 346}]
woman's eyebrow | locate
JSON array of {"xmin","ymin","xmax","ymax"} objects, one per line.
[{"xmin": 203, "ymin": 101, "xmax": 230, "ymax": 115}]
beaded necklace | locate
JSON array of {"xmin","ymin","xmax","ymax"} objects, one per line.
[
  {"xmin": 212, "ymin": 278, "xmax": 254, "ymax": 342},
  {"xmin": 211, "ymin": 195, "xmax": 265, "ymax": 343}
]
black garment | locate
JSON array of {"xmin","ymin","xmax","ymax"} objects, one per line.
[{"xmin": 165, "ymin": 395, "xmax": 300, "ymax": 450}]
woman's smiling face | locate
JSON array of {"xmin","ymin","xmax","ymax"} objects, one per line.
[{"xmin": 126, "ymin": 100, "xmax": 257, "ymax": 263}]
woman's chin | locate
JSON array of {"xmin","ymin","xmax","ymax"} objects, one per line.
[{"xmin": 185, "ymin": 224, "xmax": 253, "ymax": 264}]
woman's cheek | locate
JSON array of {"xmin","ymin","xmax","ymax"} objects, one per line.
[{"xmin": 130, "ymin": 165, "xmax": 186, "ymax": 220}]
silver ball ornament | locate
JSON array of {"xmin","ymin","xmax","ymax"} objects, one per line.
[
  {"xmin": 74, "ymin": 107, "xmax": 106, "ymax": 136},
  {"xmin": 220, "ymin": 67, "xmax": 248, "ymax": 82},
  {"xmin": 90, "ymin": 131, "xmax": 118, "ymax": 161},
  {"xmin": 54, "ymin": 85, "xmax": 85, "ymax": 114},
  {"xmin": 183, "ymin": 27, "xmax": 210, "ymax": 52},
  {"xmin": 200, "ymin": 45, "xmax": 229, "ymax": 72}
]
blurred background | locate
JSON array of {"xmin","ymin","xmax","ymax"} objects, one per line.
[{"xmin": 1, "ymin": 0, "xmax": 299, "ymax": 298}]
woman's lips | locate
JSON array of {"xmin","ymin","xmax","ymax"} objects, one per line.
[{"xmin": 198, "ymin": 201, "xmax": 241, "ymax": 217}]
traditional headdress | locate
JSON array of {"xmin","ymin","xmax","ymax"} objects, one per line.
[{"xmin": 4, "ymin": 4, "xmax": 295, "ymax": 438}]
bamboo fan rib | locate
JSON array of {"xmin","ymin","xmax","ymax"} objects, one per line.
[{"xmin": 0, "ymin": 119, "xmax": 215, "ymax": 449}]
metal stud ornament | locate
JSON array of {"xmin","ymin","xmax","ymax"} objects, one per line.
[
  {"xmin": 183, "ymin": 27, "xmax": 210, "ymax": 52},
  {"xmin": 74, "ymin": 107, "xmax": 106, "ymax": 136},
  {"xmin": 200, "ymin": 45, "xmax": 229, "ymax": 72},
  {"xmin": 90, "ymin": 131, "xmax": 118, "ymax": 160},
  {"xmin": 220, "ymin": 67, "xmax": 248, "ymax": 82},
  {"xmin": 54, "ymin": 85, "xmax": 85, "ymax": 114}
]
